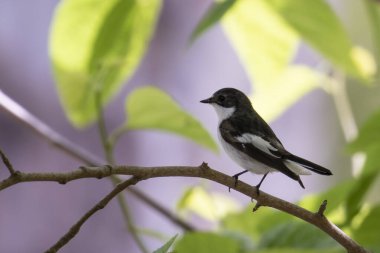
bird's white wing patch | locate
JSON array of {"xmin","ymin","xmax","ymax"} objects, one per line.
[
  {"xmin": 284, "ymin": 160, "xmax": 312, "ymax": 175},
  {"xmin": 236, "ymin": 133, "xmax": 279, "ymax": 157}
]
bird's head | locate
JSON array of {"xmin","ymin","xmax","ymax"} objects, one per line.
[{"xmin": 200, "ymin": 88, "xmax": 252, "ymax": 121}]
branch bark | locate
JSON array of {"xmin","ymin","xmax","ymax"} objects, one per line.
[
  {"xmin": 0, "ymin": 164, "xmax": 369, "ymax": 253},
  {"xmin": 0, "ymin": 89, "xmax": 194, "ymax": 231},
  {"xmin": 0, "ymin": 147, "xmax": 16, "ymax": 175},
  {"xmin": 46, "ymin": 177, "xmax": 141, "ymax": 253}
]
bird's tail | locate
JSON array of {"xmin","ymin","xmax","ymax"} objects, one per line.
[{"xmin": 287, "ymin": 154, "xmax": 332, "ymax": 175}]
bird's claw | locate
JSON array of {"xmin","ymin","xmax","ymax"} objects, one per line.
[{"xmin": 228, "ymin": 175, "xmax": 239, "ymax": 192}]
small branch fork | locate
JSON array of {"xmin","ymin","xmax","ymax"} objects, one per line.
[
  {"xmin": 0, "ymin": 147, "xmax": 17, "ymax": 176},
  {"xmin": 0, "ymin": 163, "xmax": 369, "ymax": 253}
]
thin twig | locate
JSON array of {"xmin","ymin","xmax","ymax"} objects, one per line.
[
  {"xmin": 0, "ymin": 147, "xmax": 16, "ymax": 175},
  {"xmin": 1, "ymin": 164, "xmax": 370, "ymax": 253},
  {"xmin": 317, "ymin": 200, "xmax": 328, "ymax": 217},
  {"xmin": 45, "ymin": 176, "xmax": 140, "ymax": 253},
  {"xmin": 0, "ymin": 89, "xmax": 193, "ymax": 232},
  {"xmin": 95, "ymin": 89, "xmax": 148, "ymax": 253},
  {"xmin": 94, "ymin": 90, "xmax": 114, "ymax": 165}
]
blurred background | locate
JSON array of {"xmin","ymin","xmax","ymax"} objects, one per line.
[{"xmin": 1, "ymin": 0, "xmax": 380, "ymax": 252}]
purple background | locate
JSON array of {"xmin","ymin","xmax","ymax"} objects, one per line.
[{"xmin": 1, "ymin": 0, "xmax": 377, "ymax": 252}]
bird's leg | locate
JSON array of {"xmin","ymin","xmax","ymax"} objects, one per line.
[
  {"xmin": 255, "ymin": 173, "xmax": 268, "ymax": 196},
  {"xmin": 228, "ymin": 170, "xmax": 248, "ymax": 192}
]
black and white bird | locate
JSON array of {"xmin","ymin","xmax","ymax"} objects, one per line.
[{"xmin": 200, "ymin": 88, "xmax": 332, "ymax": 193}]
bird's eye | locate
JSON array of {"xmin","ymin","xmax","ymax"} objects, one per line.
[{"xmin": 218, "ymin": 95, "xmax": 225, "ymax": 102}]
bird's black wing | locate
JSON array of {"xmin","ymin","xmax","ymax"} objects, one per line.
[
  {"xmin": 219, "ymin": 119, "xmax": 300, "ymax": 182},
  {"xmin": 229, "ymin": 112, "xmax": 332, "ymax": 176}
]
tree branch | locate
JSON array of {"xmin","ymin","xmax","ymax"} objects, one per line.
[
  {"xmin": 45, "ymin": 176, "xmax": 141, "ymax": 253},
  {"xmin": 0, "ymin": 89, "xmax": 194, "ymax": 231},
  {"xmin": 1, "ymin": 164, "xmax": 369, "ymax": 253},
  {"xmin": 0, "ymin": 147, "xmax": 16, "ymax": 175}
]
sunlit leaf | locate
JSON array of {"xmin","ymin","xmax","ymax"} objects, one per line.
[
  {"xmin": 348, "ymin": 109, "xmax": 380, "ymax": 152},
  {"xmin": 298, "ymin": 180, "xmax": 356, "ymax": 226},
  {"xmin": 251, "ymin": 66, "xmax": 324, "ymax": 121},
  {"xmin": 343, "ymin": 171, "xmax": 379, "ymax": 226},
  {"xmin": 222, "ymin": 0, "xmax": 299, "ymax": 85},
  {"xmin": 350, "ymin": 46, "xmax": 377, "ymax": 81},
  {"xmin": 348, "ymin": 109, "xmax": 380, "ymax": 174},
  {"xmin": 174, "ymin": 232, "xmax": 240, "ymax": 253},
  {"xmin": 222, "ymin": 207, "xmax": 289, "ymax": 242},
  {"xmin": 50, "ymin": 0, "xmax": 161, "ymax": 127},
  {"xmin": 221, "ymin": 1, "xmax": 328, "ymax": 122},
  {"xmin": 125, "ymin": 86, "xmax": 218, "ymax": 152},
  {"xmin": 190, "ymin": 0, "xmax": 236, "ymax": 44},
  {"xmin": 352, "ymin": 205, "xmax": 380, "ymax": 252},
  {"xmin": 360, "ymin": 146, "xmax": 380, "ymax": 174},
  {"xmin": 153, "ymin": 234, "xmax": 178, "ymax": 253},
  {"xmin": 177, "ymin": 186, "xmax": 240, "ymax": 222},
  {"xmin": 250, "ymin": 249, "xmax": 344, "ymax": 253},
  {"xmin": 257, "ymin": 221, "xmax": 338, "ymax": 249},
  {"xmin": 266, "ymin": 0, "xmax": 373, "ymax": 79}
]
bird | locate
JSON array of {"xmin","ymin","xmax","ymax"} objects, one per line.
[{"xmin": 200, "ymin": 87, "xmax": 332, "ymax": 194}]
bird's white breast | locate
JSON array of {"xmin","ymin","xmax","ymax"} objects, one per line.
[{"xmin": 217, "ymin": 130, "xmax": 275, "ymax": 174}]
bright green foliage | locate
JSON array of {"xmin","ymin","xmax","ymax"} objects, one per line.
[
  {"xmin": 349, "ymin": 109, "xmax": 380, "ymax": 153},
  {"xmin": 177, "ymin": 186, "xmax": 240, "ymax": 222},
  {"xmin": 190, "ymin": 0, "xmax": 236, "ymax": 44},
  {"xmin": 174, "ymin": 232, "xmax": 241, "ymax": 253},
  {"xmin": 50, "ymin": 0, "xmax": 162, "ymax": 127},
  {"xmin": 256, "ymin": 222, "xmax": 337, "ymax": 249},
  {"xmin": 222, "ymin": 0, "xmax": 299, "ymax": 85},
  {"xmin": 348, "ymin": 109, "xmax": 380, "ymax": 176},
  {"xmin": 222, "ymin": 207, "xmax": 289, "ymax": 242},
  {"xmin": 352, "ymin": 205, "xmax": 380, "ymax": 252},
  {"xmin": 248, "ymin": 249, "xmax": 344, "ymax": 253},
  {"xmin": 265, "ymin": 0, "xmax": 366, "ymax": 79},
  {"xmin": 125, "ymin": 86, "xmax": 218, "ymax": 152},
  {"xmin": 191, "ymin": 0, "xmax": 375, "ymax": 121},
  {"xmin": 153, "ymin": 235, "xmax": 178, "ymax": 253},
  {"xmin": 221, "ymin": 0, "xmax": 323, "ymax": 122},
  {"xmin": 343, "ymin": 171, "xmax": 378, "ymax": 226},
  {"xmin": 222, "ymin": 207, "xmax": 338, "ymax": 251},
  {"xmin": 250, "ymin": 66, "xmax": 324, "ymax": 121}
]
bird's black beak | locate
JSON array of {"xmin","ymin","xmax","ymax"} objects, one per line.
[{"xmin": 200, "ymin": 97, "xmax": 214, "ymax": 104}]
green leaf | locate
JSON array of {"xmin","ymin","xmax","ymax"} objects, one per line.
[
  {"xmin": 125, "ymin": 86, "xmax": 218, "ymax": 152},
  {"xmin": 348, "ymin": 109, "xmax": 380, "ymax": 152},
  {"xmin": 222, "ymin": 207, "xmax": 289, "ymax": 242},
  {"xmin": 352, "ymin": 205, "xmax": 380, "ymax": 252},
  {"xmin": 153, "ymin": 234, "xmax": 178, "ymax": 253},
  {"xmin": 360, "ymin": 146, "xmax": 380, "ymax": 174},
  {"xmin": 190, "ymin": 0, "xmax": 236, "ymax": 44},
  {"xmin": 177, "ymin": 186, "xmax": 240, "ymax": 222},
  {"xmin": 249, "ymin": 249, "xmax": 344, "ymax": 253},
  {"xmin": 257, "ymin": 221, "xmax": 338, "ymax": 249},
  {"xmin": 343, "ymin": 171, "xmax": 379, "ymax": 226},
  {"xmin": 266, "ymin": 0, "xmax": 371, "ymax": 79},
  {"xmin": 174, "ymin": 232, "xmax": 240, "ymax": 253},
  {"xmin": 250, "ymin": 66, "xmax": 324, "ymax": 121},
  {"xmin": 222, "ymin": 0, "xmax": 299, "ymax": 85},
  {"xmin": 298, "ymin": 180, "xmax": 355, "ymax": 225},
  {"xmin": 50, "ymin": 0, "xmax": 161, "ymax": 127},
  {"xmin": 222, "ymin": 1, "xmax": 325, "ymax": 122}
]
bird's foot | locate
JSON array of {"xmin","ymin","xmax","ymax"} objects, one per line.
[{"xmin": 228, "ymin": 170, "xmax": 248, "ymax": 192}]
